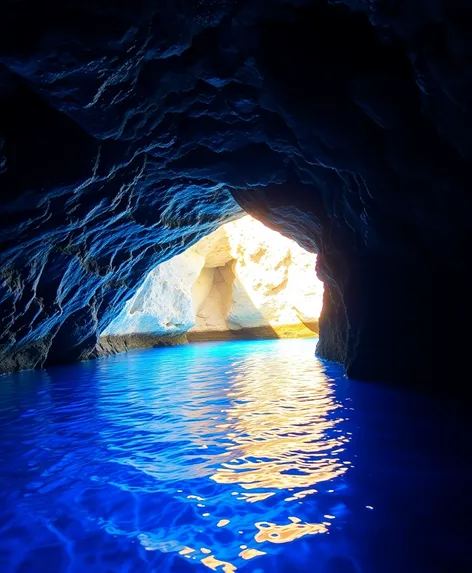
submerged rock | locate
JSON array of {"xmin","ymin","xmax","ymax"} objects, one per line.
[{"xmin": 101, "ymin": 216, "xmax": 322, "ymax": 351}]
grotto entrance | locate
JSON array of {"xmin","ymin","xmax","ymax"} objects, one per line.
[{"xmin": 99, "ymin": 216, "xmax": 324, "ymax": 353}]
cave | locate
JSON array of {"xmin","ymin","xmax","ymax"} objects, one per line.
[
  {"xmin": 0, "ymin": 0, "xmax": 471, "ymax": 387},
  {"xmin": 1, "ymin": 1, "xmax": 472, "ymax": 572}
]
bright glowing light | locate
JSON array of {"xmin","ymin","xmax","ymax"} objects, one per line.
[
  {"xmin": 190, "ymin": 215, "xmax": 324, "ymax": 337},
  {"xmin": 102, "ymin": 215, "xmax": 324, "ymax": 340}
]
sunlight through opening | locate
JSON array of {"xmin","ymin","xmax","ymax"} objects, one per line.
[{"xmin": 100, "ymin": 215, "xmax": 324, "ymax": 347}]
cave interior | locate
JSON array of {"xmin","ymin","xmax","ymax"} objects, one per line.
[
  {"xmin": 2, "ymin": 2, "xmax": 472, "ymax": 572},
  {"xmin": 0, "ymin": 0, "xmax": 471, "ymax": 390}
]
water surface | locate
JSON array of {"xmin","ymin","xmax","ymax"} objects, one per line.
[{"xmin": 0, "ymin": 339, "xmax": 470, "ymax": 572}]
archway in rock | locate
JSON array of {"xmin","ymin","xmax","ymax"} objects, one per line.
[{"xmin": 99, "ymin": 216, "xmax": 324, "ymax": 353}]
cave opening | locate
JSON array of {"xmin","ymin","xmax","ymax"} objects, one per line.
[{"xmin": 99, "ymin": 214, "xmax": 325, "ymax": 353}]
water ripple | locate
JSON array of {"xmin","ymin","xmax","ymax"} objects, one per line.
[{"xmin": 0, "ymin": 339, "xmax": 351, "ymax": 573}]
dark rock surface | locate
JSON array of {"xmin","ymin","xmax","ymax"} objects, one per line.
[
  {"xmin": 97, "ymin": 333, "xmax": 189, "ymax": 357},
  {"xmin": 1, "ymin": 0, "xmax": 471, "ymax": 385}
]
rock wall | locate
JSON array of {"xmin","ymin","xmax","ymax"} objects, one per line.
[{"xmin": 101, "ymin": 216, "xmax": 322, "ymax": 350}]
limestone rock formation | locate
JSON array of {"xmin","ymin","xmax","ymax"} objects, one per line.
[
  {"xmin": 1, "ymin": 0, "xmax": 472, "ymax": 385},
  {"xmin": 101, "ymin": 216, "xmax": 322, "ymax": 350}
]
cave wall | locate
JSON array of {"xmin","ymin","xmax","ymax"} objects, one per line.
[
  {"xmin": 100, "ymin": 247, "xmax": 206, "ymax": 339},
  {"xmin": 1, "ymin": 0, "xmax": 472, "ymax": 383},
  {"xmin": 101, "ymin": 215, "xmax": 322, "ymax": 350}
]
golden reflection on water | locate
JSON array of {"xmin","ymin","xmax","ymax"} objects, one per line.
[
  {"xmin": 254, "ymin": 517, "xmax": 328, "ymax": 543},
  {"xmin": 211, "ymin": 353, "xmax": 348, "ymax": 494},
  {"xmin": 179, "ymin": 548, "xmax": 237, "ymax": 573},
  {"xmin": 239, "ymin": 548, "xmax": 267, "ymax": 559},
  {"xmin": 144, "ymin": 346, "xmax": 350, "ymax": 572},
  {"xmin": 201, "ymin": 555, "xmax": 237, "ymax": 573},
  {"xmin": 183, "ymin": 351, "xmax": 350, "ymax": 571}
]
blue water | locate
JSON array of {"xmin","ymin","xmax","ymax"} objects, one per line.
[{"xmin": 0, "ymin": 339, "xmax": 471, "ymax": 573}]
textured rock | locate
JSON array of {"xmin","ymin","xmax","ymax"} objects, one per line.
[
  {"xmin": 102, "ymin": 216, "xmax": 322, "ymax": 349},
  {"xmin": 101, "ymin": 249, "xmax": 206, "ymax": 340},
  {"xmin": 218, "ymin": 217, "xmax": 322, "ymax": 335},
  {"xmin": 97, "ymin": 333, "xmax": 188, "ymax": 357},
  {"xmin": 1, "ymin": 0, "xmax": 472, "ymax": 385}
]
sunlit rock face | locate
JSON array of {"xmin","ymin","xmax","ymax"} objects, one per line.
[
  {"xmin": 100, "ymin": 216, "xmax": 322, "ymax": 351},
  {"xmin": 1, "ymin": 0, "xmax": 472, "ymax": 383}
]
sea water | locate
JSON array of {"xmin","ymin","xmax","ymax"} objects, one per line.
[{"xmin": 0, "ymin": 339, "xmax": 470, "ymax": 572}]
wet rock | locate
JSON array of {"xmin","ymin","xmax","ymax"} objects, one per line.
[{"xmin": 96, "ymin": 333, "xmax": 188, "ymax": 357}]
